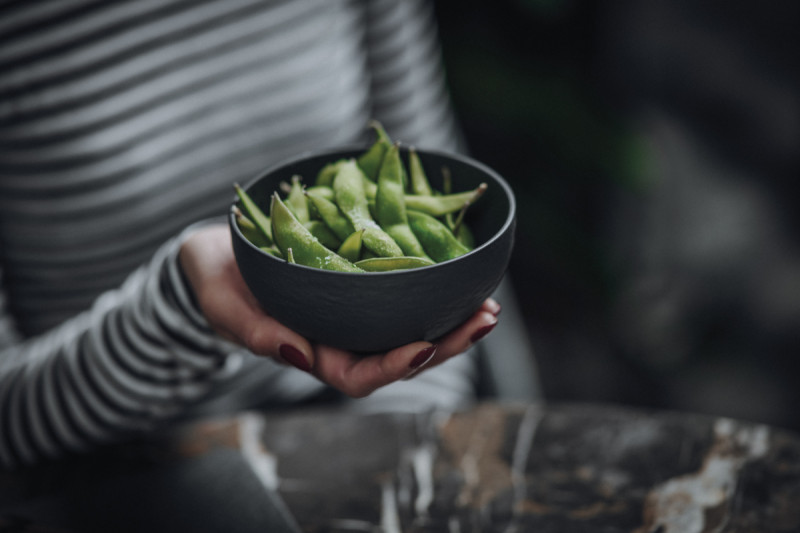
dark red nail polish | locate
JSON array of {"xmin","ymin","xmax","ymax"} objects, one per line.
[
  {"xmin": 279, "ymin": 344, "xmax": 312, "ymax": 372},
  {"xmin": 470, "ymin": 322, "xmax": 497, "ymax": 344},
  {"xmin": 409, "ymin": 345, "xmax": 437, "ymax": 369}
]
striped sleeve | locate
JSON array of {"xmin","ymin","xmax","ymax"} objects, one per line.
[{"xmin": 0, "ymin": 228, "xmax": 231, "ymax": 469}]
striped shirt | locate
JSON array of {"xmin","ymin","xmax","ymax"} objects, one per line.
[{"xmin": 0, "ymin": 0, "xmax": 468, "ymax": 468}]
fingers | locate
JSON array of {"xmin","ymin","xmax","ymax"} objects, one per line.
[
  {"xmin": 179, "ymin": 225, "xmax": 315, "ymax": 369},
  {"xmin": 307, "ymin": 298, "xmax": 501, "ymax": 397},
  {"xmin": 181, "ymin": 230, "xmax": 501, "ymax": 397},
  {"xmin": 234, "ymin": 296, "xmax": 499, "ymax": 397},
  {"xmin": 417, "ymin": 302, "xmax": 500, "ymax": 372},
  {"xmin": 236, "ymin": 300, "xmax": 496, "ymax": 395},
  {"xmin": 209, "ymin": 270, "xmax": 317, "ymax": 370},
  {"xmin": 311, "ymin": 342, "xmax": 438, "ymax": 398},
  {"xmin": 240, "ymin": 296, "xmax": 498, "ymax": 397}
]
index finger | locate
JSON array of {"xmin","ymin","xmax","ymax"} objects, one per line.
[{"xmin": 311, "ymin": 342, "xmax": 438, "ymax": 398}]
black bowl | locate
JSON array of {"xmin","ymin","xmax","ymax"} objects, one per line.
[{"xmin": 229, "ymin": 146, "xmax": 516, "ymax": 353}]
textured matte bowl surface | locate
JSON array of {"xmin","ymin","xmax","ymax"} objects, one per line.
[{"xmin": 230, "ymin": 146, "xmax": 516, "ymax": 353}]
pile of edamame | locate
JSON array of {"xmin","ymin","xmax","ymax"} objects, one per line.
[{"xmin": 234, "ymin": 121, "xmax": 487, "ymax": 273}]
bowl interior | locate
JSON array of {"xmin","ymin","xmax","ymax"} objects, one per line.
[{"xmin": 234, "ymin": 146, "xmax": 514, "ymax": 261}]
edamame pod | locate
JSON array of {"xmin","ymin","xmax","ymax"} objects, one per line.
[
  {"xmin": 316, "ymin": 159, "xmax": 347, "ymax": 187},
  {"xmin": 333, "ymin": 159, "xmax": 402, "ymax": 257},
  {"xmin": 450, "ymin": 200, "xmax": 477, "ymax": 248},
  {"xmin": 304, "ymin": 220, "xmax": 342, "ymax": 249},
  {"xmin": 454, "ymin": 223, "xmax": 475, "ymax": 249},
  {"xmin": 361, "ymin": 227, "xmax": 403, "ymax": 258},
  {"xmin": 356, "ymin": 120, "xmax": 391, "ymax": 181},
  {"xmin": 375, "ymin": 143, "xmax": 429, "ymax": 258},
  {"xmin": 408, "ymin": 146, "xmax": 433, "ymax": 196},
  {"xmin": 305, "ymin": 185, "xmax": 335, "ymax": 202},
  {"xmin": 441, "ymin": 165, "xmax": 455, "ymax": 228},
  {"xmin": 259, "ymin": 246, "xmax": 283, "ymax": 258},
  {"xmin": 407, "ymin": 210, "xmax": 471, "ymax": 263},
  {"xmin": 306, "ymin": 191, "xmax": 355, "ymax": 241},
  {"xmin": 404, "ymin": 183, "xmax": 487, "ymax": 217},
  {"xmin": 287, "ymin": 175, "xmax": 310, "ymax": 224},
  {"xmin": 332, "ymin": 159, "xmax": 374, "ymax": 229},
  {"xmin": 363, "ymin": 176, "xmax": 378, "ymax": 200},
  {"xmin": 337, "ymin": 229, "xmax": 363, "ymax": 262},
  {"xmin": 234, "ymin": 206, "xmax": 272, "ymax": 248},
  {"xmin": 270, "ymin": 193, "xmax": 363, "ymax": 273},
  {"xmin": 355, "ymin": 256, "xmax": 435, "ymax": 272},
  {"xmin": 234, "ymin": 183, "xmax": 273, "ymax": 246}
]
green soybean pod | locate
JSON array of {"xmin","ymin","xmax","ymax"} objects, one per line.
[
  {"xmin": 355, "ymin": 256, "xmax": 436, "ymax": 272},
  {"xmin": 332, "ymin": 159, "xmax": 374, "ymax": 229},
  {"xmin": 333, "ymin": 159, "xmax": 402, "ymax": 257},
  {"xmin": 441, "ymin": 164, "xmax": 458, "ymax": 231},
  {"xmin": 234, "ymin": 183, "xmax": 273, "ymax": 246},
  {"xmin": 356, "ymin": 120, "xmax": 391, "ymax": 181},
  {"xmin": 408, "ymin": 146, "xmax": 433, "ymax": 196},
  {"xmin": 363, "ymin": 175, "xmax": 378, "ymax": 200},
  {"xmin": 304, "ymin": 220, "xmax": 342, "ymax": 250},
  {"xmin": 360, "ymin": 227, "xmax": 403, "ymax": 258},
  {"xmin": 286, "ymin": 175, "xmax": 310, "ymax": 224},
  {"xmin": 270, "ymin": 193, "xmax": 363, "ymax": 273},
  {"xmin": 360, "ymin": 248, "xmax": 378, "ymax": 260},
  {"xmin": 306, "ymin": 190, "xmax": 356, "ymax": 241},
  {"xmin": 454, "ymin": 223, "xmax": 475, "ymax": 249},
  {"xmin": 375, "ymin": 143, "xmax": 429, "ymax": 259},
  {"xmin": 407, "ymin": 210, "xmax": 472, "ymax": 263},
  {"xmin": 438, "ymin": 165, "xmax": 475, "ymax": 247},
  {"xmin": 337, "ymin": 229, "xmax": 363, "ymax": 263},
  {"xmin": 305, "ymin": 185, "xmax": 335, "ymax": 202},
  {"xmin": 259, "ymin": 245, "xmax": 283, "ymax": 258},
  {"xmin": 404, "ymin": 183, "xmax": 487, "ymax": 217},
  {"xmin": 233, "ymin": 206, "xmax": 272, "ymax": 248},
  {"xmin": 449, "ymin": 200, "xmax": 477, "ymax": 249},
  {"xmin": 315, "ymin": 159, "xmax": 347, "ymax": 187}
]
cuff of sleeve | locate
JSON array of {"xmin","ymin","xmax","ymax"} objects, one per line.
[{"xmin": 143, "ymin": 219, "xmax": 237, "ymax": 375}]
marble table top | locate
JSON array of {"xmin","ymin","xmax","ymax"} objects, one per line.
[{"xmin": 1, "ymin": 402, "xmax": 798, "ymax": 532}]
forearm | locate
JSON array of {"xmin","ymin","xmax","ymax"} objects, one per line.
[{"xmin": 0, "ymin": 232, "xmax": 232, "ymax": 469}]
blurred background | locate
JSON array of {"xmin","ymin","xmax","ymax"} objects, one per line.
[{"xmin": 433, "ymin": 0, "xmax": 800, "ymax": 431}]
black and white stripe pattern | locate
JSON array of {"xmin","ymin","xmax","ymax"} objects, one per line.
[
  {"xmin": 0, "ymin": 0, "xmax": 465, "ymax": 468},
  {"xmin": 0, "ymin": 233, "xmax": 230, "ymax": 467}
]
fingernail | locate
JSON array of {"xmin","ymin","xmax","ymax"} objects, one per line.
[
  {"xmin": 487, "ymin": 301, "xmax": 502, "ymax": 316},
  {"xmin": 409, "ymin": 344, "xmax": 437, "ymax": 370},
  {"xmin": 279, "ymin": 344, "xmax": 312, "ymax": 373},
  {"xmin": 470, "ymin": 322, "xmax": 497, "ymax": 344}
]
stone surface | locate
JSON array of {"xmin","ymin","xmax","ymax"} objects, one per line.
[{"xmin": 1, "ymin": 402, "xmax": 798, "ymax": 532}]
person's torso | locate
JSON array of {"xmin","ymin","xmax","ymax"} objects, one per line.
[{"xmin": 0, "ymin": 0, "xmax": 374, "ymax": 335}]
